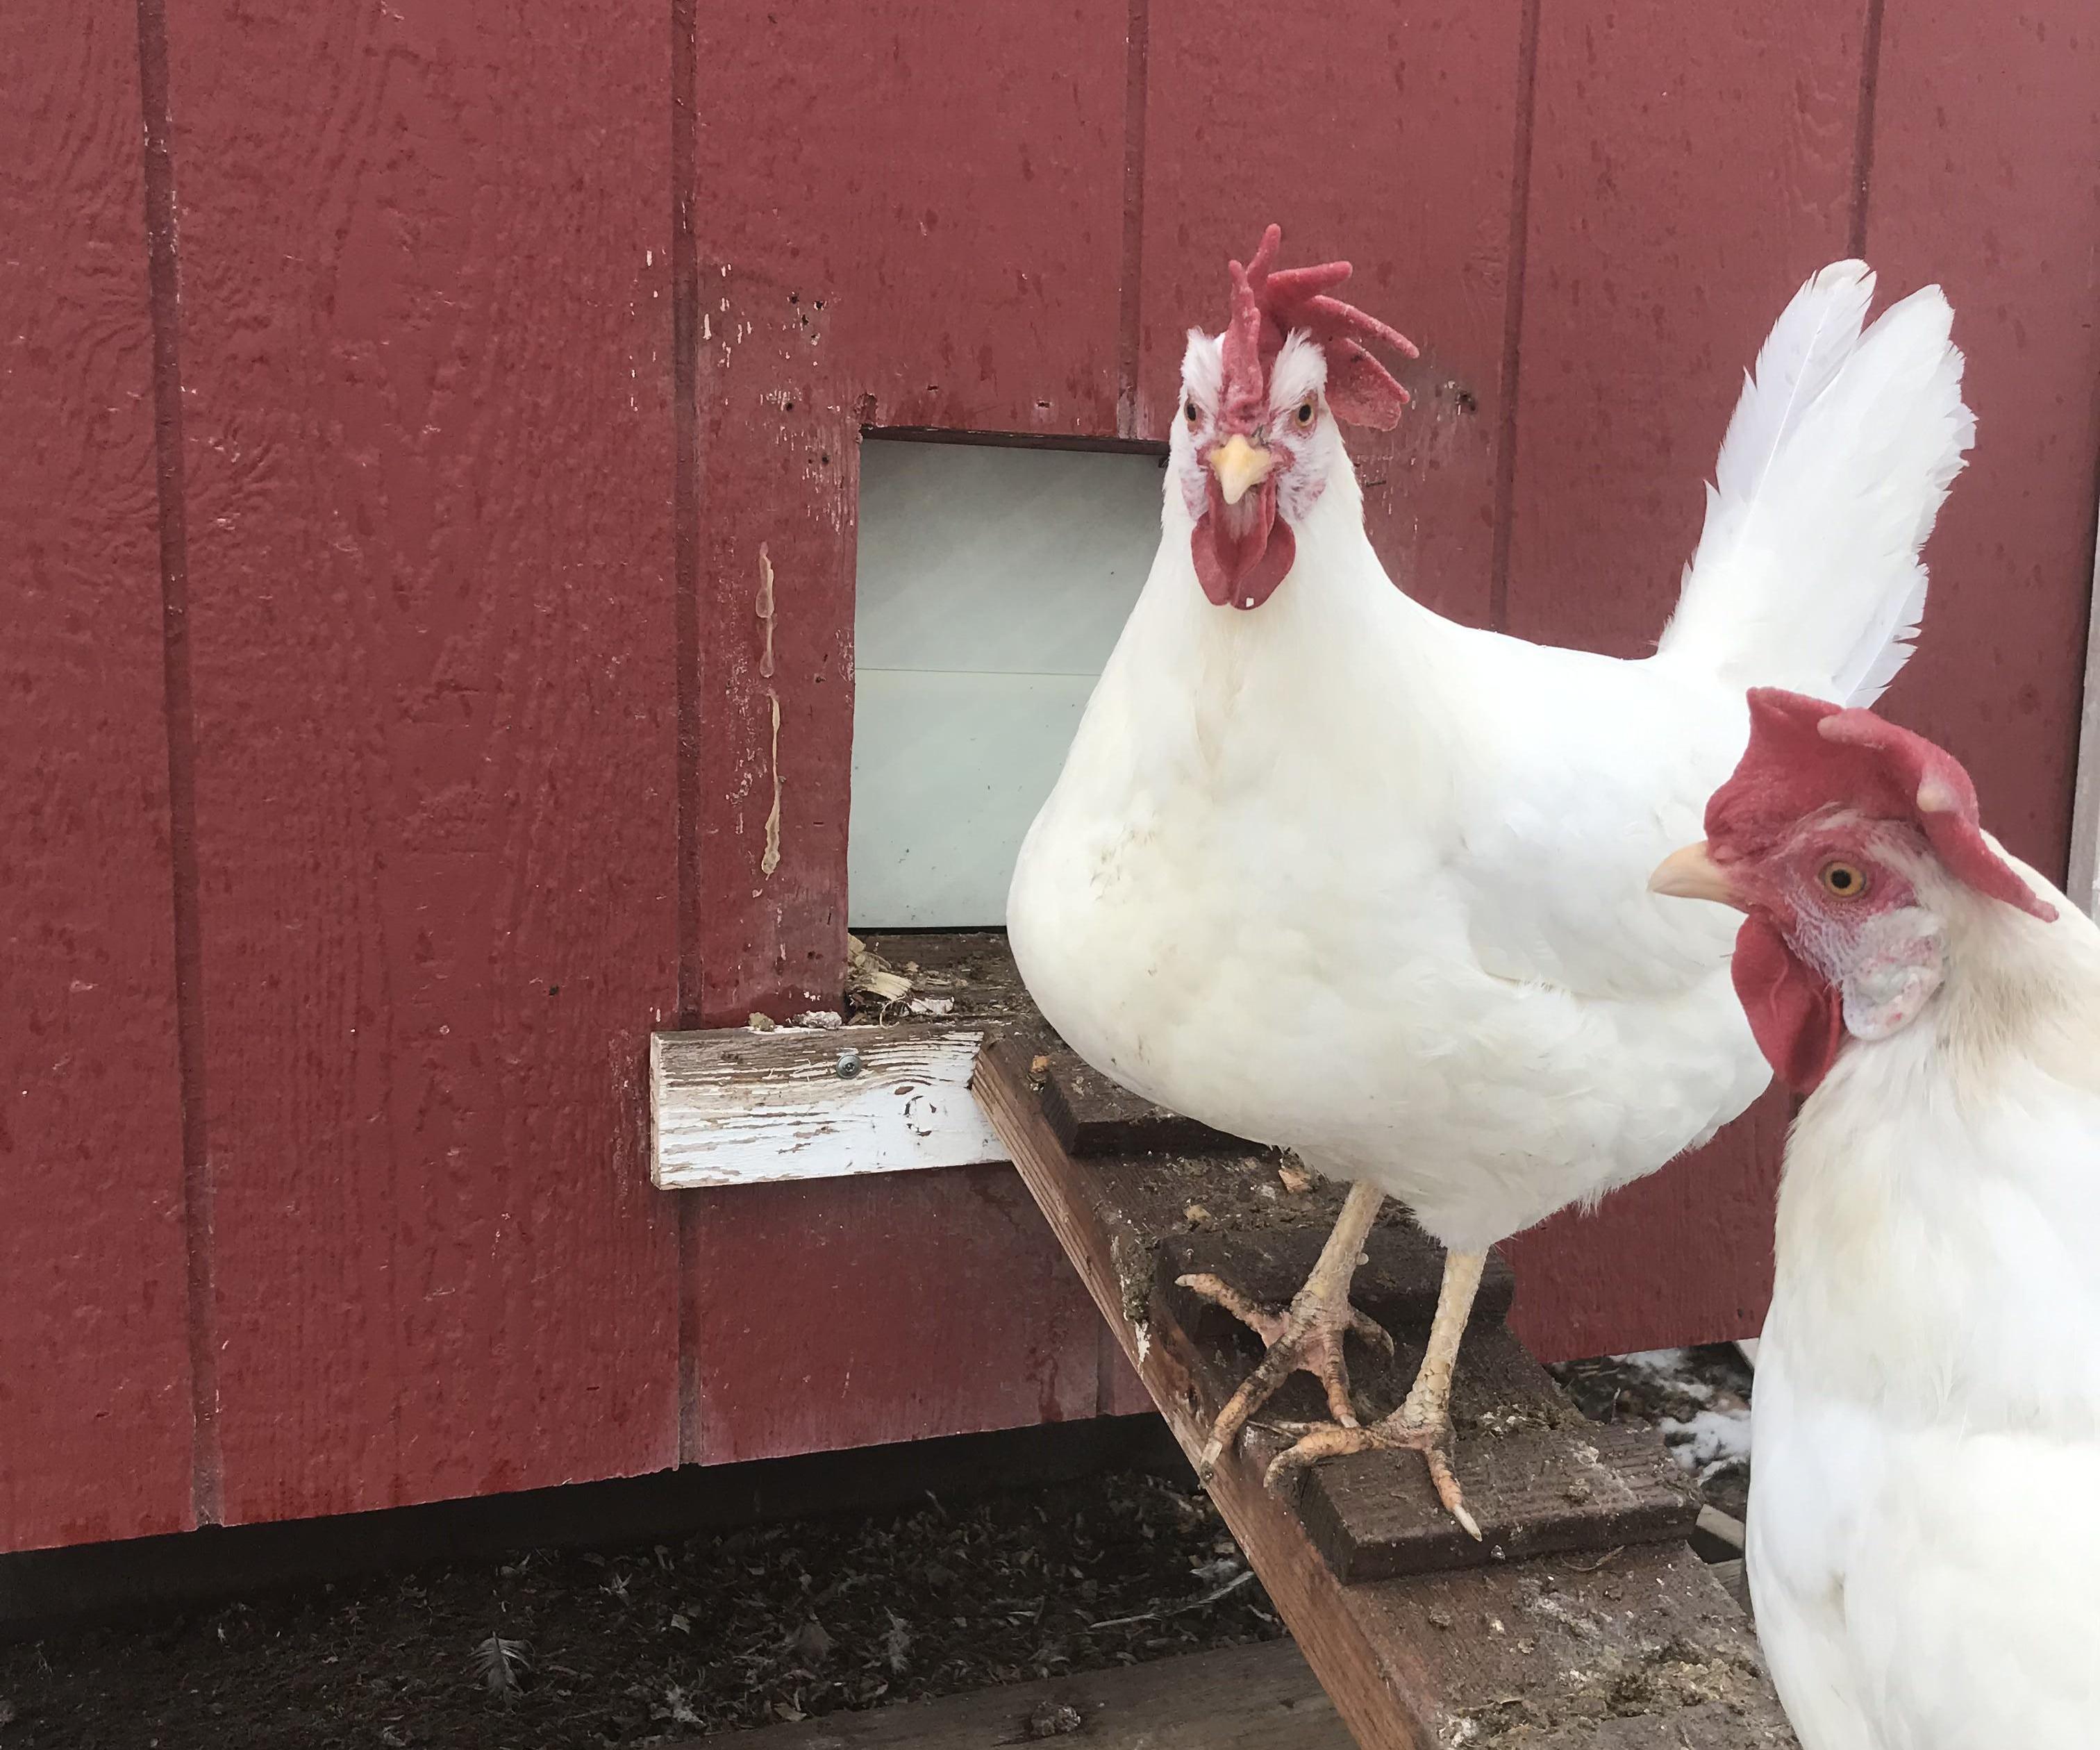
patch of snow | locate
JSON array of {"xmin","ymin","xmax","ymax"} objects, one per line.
[
  {"xmin": 1615, "ymin": 1349, "xmax": 1717, "ymax": 1403},
  {"xmin": 1660, "ymin": 1407, "xmax": 1753, "ymax": 1480}
]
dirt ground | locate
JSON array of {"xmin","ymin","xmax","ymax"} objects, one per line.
[
  {"xmin": 0, "ymin": 1346, "xmax": 1752, "ymax": 1750},
  {"xmin": 0, "ymin": 1462, "xmax": 1280, "ymax": 1750}
]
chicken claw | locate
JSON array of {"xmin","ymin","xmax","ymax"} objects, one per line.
[
  {"xmin": 1262, "ymin": 1412, "xmax": 1481, "ymax": 1541},
  {"xmin": 1174, "ymin": 1178, "xmax": 1393, "ymax": 1478},
  {"xmin": 1176, "ymin": 1268, "xmax": 1395, "ymax": 1476},
  {"xmin": 1260, "ymin": 1247, "xmax": 1491, "ymax": 1538}
]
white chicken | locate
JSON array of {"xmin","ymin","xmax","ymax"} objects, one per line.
[
  {"xmin": 1651, "ymin": 692, "xmax": 2100, "ymax": 1748},
  {"xmin": 1007, "ymin": 225, "xmax": 1974, "ymax": 1530}
]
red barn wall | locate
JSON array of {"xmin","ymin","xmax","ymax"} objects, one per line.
[{"xmin": 3, "ymin": 0, "xmax": 2097, "ymax": 1551}]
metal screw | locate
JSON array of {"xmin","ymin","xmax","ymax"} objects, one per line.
[{"xmin": 835, "ymin": 1047, "xmax": 862, "ymax": 1079}]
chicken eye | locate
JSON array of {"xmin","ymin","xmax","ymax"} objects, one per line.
[
  {"xmin": 1819, "ymin": 860, "xmax": 1867, "ymax": 899},
  {"xmin": 1184, "ymin": 400, "xmax": 1201, "ymax": 427},
  {"xmin": 1294, "ymin": 399, "xmax": 1315, "ymax": 426}
]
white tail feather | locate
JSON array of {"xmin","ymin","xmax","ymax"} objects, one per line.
[{"xmin": 1658, "ymin": 261, "xmax": 1973, "ymax": 708}]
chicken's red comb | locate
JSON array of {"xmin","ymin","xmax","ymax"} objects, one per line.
[
  {"xmin": 1708, "ymin": 689, "xmax": 2055, "ymax": 921},
  {"xmin": 1219, "ymin": 224, "xmax": 1419, "ymax": 431}
]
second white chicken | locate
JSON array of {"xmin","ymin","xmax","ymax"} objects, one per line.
[{"xmin": 1651, "ymin": 691, "xmax": 2100, "ymax": 1748}]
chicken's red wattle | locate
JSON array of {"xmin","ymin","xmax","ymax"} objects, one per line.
[
  {"xmin": 1191, "ymin": 474, "xmax": 1296, "ymax": 610},
  {"xmin": 1733, "ymin": 910, "xmax": 1846, "ymax": 1093}
]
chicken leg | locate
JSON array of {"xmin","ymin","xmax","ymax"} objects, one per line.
[
  {"xmin": 1267, "ymin": 1247, "xmax": 1488, "ymax": 1540},
  {"xmin": 1176, "ymin": 1181, "xmax": 1393, "ymax": 1477}
]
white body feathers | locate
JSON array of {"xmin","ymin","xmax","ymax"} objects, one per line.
[
  {"xmin": 1007, "ymin": 262, "xmax": 1972, "ymax": 1253},
  {"xmin": 1749, "ymin": 860, "xmax": 2100, "ymax": 1747}
]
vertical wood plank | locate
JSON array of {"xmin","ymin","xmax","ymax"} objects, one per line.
[
  {"xmin": 1858, "ymin": 0, "xmax": 2100, "ymax": 878},
  {"xmin": 161, "ymin": 0, "xmax": 681, "ymax": 1522},
  {"xmin": 688, "ymin": 0, "xmax": 1132, "ymax": 1024},
  {"xmin": 1490, "ymin": 0, "xmax": 1868, "ymax": 1357},
  {"xmin": 686, "ymin": 1165, "xmax": 1101, "ymax": 1466},
  {"xmin": 1137, "ymin": 0, "xmax": 1531, "ymax": 628},
  {"xmin": 1503, "ymin": 0, "xmax": 1867, "ymax": 656},
  {"xmin": 0, "ymin": 1, "xmax": 194, "ymax": 1546},
  {"xmin": 682, "ymin": 5, "xmax": 1130, "ymax": 1455}
]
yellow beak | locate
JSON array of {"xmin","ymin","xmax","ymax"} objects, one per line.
[
  {"xmin": 1210, "ymin": 433, "xmax": 1274, "ymax": 506},
  {"xmin": 1648, "ymin": 840, "xmax": 1744, "ymax": 909}
]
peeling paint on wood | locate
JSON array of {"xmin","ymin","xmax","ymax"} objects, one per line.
[{"xmin": 651, "ymin": 1026, "xmax": 1004, "ymax": 1188}]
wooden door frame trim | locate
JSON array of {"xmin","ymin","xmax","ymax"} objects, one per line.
[{"xmin": 2064, "ymin": 493, "xmax": 2100, "ymax": 916}]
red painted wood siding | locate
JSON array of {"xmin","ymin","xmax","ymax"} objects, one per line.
[
  {"xmin": 158, "ymin": 0, "xmax": 682, "ymax": 1526},
  {"xmin": 1494, "ymin": 0, "xmax": 1869, "ymax": 1357},
  {"xmin": 1, "ymin": 1, "xmax": 194, "ymax": 1549},
  {"xmin": 4, "ymin": 0, "xmax": 2098, "ymax": 1550}
]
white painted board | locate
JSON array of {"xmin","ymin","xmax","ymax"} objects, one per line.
[
  {"xmin": 849, "ymin": 438, "xmax": 1163, "ymax": 928},
  {"xmin": 650, "ymin": 1025, "xmax": 1007, "ymax": 1189}
]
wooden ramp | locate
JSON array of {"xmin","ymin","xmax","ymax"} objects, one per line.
[{"xmin": 971, "ymin": 1039, "xmax": 1796, "ymax": 1750}]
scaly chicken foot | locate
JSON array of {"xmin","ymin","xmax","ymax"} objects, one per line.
[
  {"xmin": 1175, "ymin": 1180, "xmax": 1392, "ymax": 1480},
  {"xmin": 1262, "ymin": 1416, "xmax": 1477, "ymax": 1538},
  {"xmin": 1262, "ymin": 1247, "xmax": 1490, "ymax": 1540}
]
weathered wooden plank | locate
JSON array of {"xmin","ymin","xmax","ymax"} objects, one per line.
[
  {"xmin": 1037, "ymin": 1049, "xmax": 1231, "ymax": 1160},
  {"xmin": 1137, "ymin": 0, "xmax": 1531, "ymax": 626},
  {"xmin": 1333, "ymin": 1553, "xmax": 1790, "ymax": 1750},
  {"xmin": 0, "ymin": 0, "xmax": 194, "ymax": 1549},
  {"xmin": 683, "ymin": 1163, "xmax": 1100, "ymax": 1467},
  {"xmin": 651, "ymin": 938, "xmax": 1060, "ymax": 1188},
  {"xmin": 1860, "ymin": 0, "xmax": 2100, "ymax": 881},
  {"xmin": 1712, "ymin": 1558, "xmax": 1751, "ymax": 1617},
  {"xmin": 704, "ymin": 1638, "xmax": 1351, "ymax": 1749},
  {"xmin": 161, "ymin": 0, "xmax": 680, "ymax": 1522},
  {"xmin": 972, "ymin": 1041, "xmax": 1792, "ymax": 1750},
  {"xmin": 1165, "ymin": 1205, "xmax": 1517, "ymax": 1339},
  {"xmin": 651, "ymin": 1026, "xmax": 1005, "ymax": 1188},
  {"xmin": 1301, "ymin": 1420, "xmax": 1694, "ymax": 1586},
  {"xmin": 855, "ymin": 931, "xmax": 1033, "ymax": 1022},
  {"xmin": 1092, "ymin": 1153, "xmax": 1687, "ymax": 1584},
  {"xmin": 1694, "ymin": 1503, "xmax": 1748, "ymax": 1562}
]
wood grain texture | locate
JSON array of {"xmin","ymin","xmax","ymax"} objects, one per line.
[
  {"xmin": 1492, "ymin": 1, "xmax": 1865, "ymax": 1362},
  {"xmin": 1302, "ymin": 1418, "xmax": 1694, "ymax": 1585},
  {"xmin": 651, "ymin": 1025, "xmax": 1005, "ymax": 1188},
  {"xmin": 708, "ymin": 1638, "xmax": 1351, "ymax": 1749},
  {"xmin": 687, "ymin": 1, "xmax": 1131, "ymax": 1023},
  {"xmin": 0, "ymin": 0, "xmax": 194, "ymax": 1550},
  {"xmin": 1036, "ymin": 1049, "xmax": 1228, "ymax": 1160},
  {"xmin": 1136, "ymin": 0, "xmax": 1530, "ymax": 626},
  {"xmin": 1504, "ymin": 0, "xmax": 1867, "ymax": 656},
  {"xmin": 15, "ymin": 0, "xmax": 2100, "ymax": 1556},
  {"xmin": 1859, "ymin": 0, "xmax": 2100, "ymax": 879},
  {"xmin": 680, "ymin": 1, "xmax": 1138, "ymax": 1465},
  {"xmin": 991, "ymin": 1060, "xmax": 1694, "ymax": 1594},
  {"xmin": 160, "ymin": 0, "xmax": 680, "ymax": 1522},
  {"xmin": 685, "ymin": 1163, "xmax": 1101, "ymax": 1467},
  {"xmin": 972, "ymin": 1042, "xmax": 1792, "ymax": 1750}
]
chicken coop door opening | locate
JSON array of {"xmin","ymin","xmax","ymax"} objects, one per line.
[{"xmin": 849, "ymin": 435, "xmax": 1165, "ymax": 929}]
